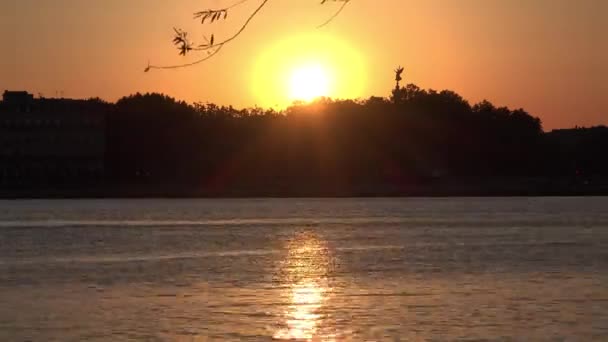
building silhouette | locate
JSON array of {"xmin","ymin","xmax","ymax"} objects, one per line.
[{"xmin": 0, "ymin": 91, "xmax": 105, "ymax": 187}]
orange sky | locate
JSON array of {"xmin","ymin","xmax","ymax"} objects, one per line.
[{"xmin": 2, "ymin": 0, "xmax": 606, "ymax": 129}]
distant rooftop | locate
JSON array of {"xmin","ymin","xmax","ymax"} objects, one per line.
[
  {"xmin": 2, "ymin": 91, "xmax": 34, "ymax": 105},
  {"xmin": 1, "ymin": 91, "xmax": 109, "ymax": 114}
]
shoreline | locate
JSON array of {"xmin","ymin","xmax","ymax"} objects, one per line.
[{"xmin": 2, "ymin": 181, "xmax": 607, "ymax": 199}]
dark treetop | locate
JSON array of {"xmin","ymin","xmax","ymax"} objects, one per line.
[{"xmin": 1, "ymin": 86, "xmax": 607, "ymax": 197}]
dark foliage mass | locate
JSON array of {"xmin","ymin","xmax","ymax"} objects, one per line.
[{"xmin": 102, "ymin": 87, "xmax": 607, "ymax": 195}]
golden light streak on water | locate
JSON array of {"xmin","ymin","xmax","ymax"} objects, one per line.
[{"xmin": 274, "ymin": 231, "xmax": 335, "ymax": 341}]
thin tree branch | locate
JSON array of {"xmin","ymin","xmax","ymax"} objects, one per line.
[
  {"xmin": 147, "ymin": 0, "xmax": 270, "ymax": 71},
  {"xmin": 195, "ymin": 0, "xmax": 270, "ymax": 51},
  {"xmin": 226, "ymin": 0, "xmax": 251, "ymax": 10},
  {"xmin": 146, "ymin": 45, "xmax": 224, "ymax": 71},
  {"xmin": 146, "ymin": 0, "xmax": 351, "ymax": 71},
  {"xmin": 317, "ymin": 0, "xmax": 350, "ymax": 28}
]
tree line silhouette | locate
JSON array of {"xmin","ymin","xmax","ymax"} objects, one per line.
[{"xmin": 98, "ymin": 85, "xmax": 607, "ymax": 196}]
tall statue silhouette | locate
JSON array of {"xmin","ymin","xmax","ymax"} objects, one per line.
[{"xmin": 395, "ymin": 66, "xmax": 405, "ymax": 90}]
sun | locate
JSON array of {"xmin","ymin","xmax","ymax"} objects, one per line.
[
  {"xmin": 288, "ymin": 64, "xmax": 331, "ymax": 102},
  {"xmin": 251, "ymin": 33, "xmax": 367, "ymax": 108}
]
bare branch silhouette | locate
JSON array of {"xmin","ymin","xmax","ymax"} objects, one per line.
[
  {"xmin": 225, "ymin": 0, "xmax": 252, "ymax": 10},
  {"xmin": 147, "ymin": 0, "xmax": 352, "ymax": 71},
  {"xmin": 317, "ymin": 0, "xmax": 351, "ymax": 28},
  {"xmin": 147, "ymin": 0, "xmax": 269, "ymax": 71}
]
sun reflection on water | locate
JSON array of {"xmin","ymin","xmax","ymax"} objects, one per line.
[
  {"xmin": 274, "ymin": 281, "xmax": 325, "ymax": 340},
  {"xmin": 273, "ymin": 231, "xmax": 334, "ymax": 341}
]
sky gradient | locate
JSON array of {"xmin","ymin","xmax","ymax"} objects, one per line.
[{"xmin": 2, "ymin": 0, "xmax": 606, "ymax": 129}]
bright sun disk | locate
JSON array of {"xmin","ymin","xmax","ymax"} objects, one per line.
[
  {"xmin": 288, "ymin": 64, "xmax": 330, "ymax": 102},
  {"xmin": 251, "ymin": 33, "xmax": 367, "ymax": 108}
]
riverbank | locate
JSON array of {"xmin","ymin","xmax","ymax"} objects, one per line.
[{"xmin": 2, "ymin": 177, "xmax": 607, "ymax": 198}]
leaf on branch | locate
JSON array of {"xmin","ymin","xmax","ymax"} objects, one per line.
[
  {"xmin": 172, "ymin": 28, "xmax": 193, "ymax": 56},
  {"xmin": 194, "ymin": 9, "xmax": 229, "ymax": 24},
  {"xmin": 148, "ymin": 0, "xmax": 275, "ymax": 71}
]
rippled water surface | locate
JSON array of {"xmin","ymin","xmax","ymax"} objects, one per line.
[{"xmin": 0, "ymin": 197, "xmax": 607, "ymax": 341}]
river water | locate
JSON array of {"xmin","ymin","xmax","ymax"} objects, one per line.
[{"xmin": 0, "ymin": 197, "xmax": 607, "ymax": 341}]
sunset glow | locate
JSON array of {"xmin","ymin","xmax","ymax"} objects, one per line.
[
  {"xmin": 1, "ymin": 1, "xmax": 607, "ymax": 340},
  {"xmin": 288, "ymin": 64, "xmax": 331, "ymax": 102},
  {"xmin": 251, "ymin": 33, "xmax": 366, "ymax": 108},
  {"xmin": 3, "ymin": 0, "xmax": 607, "ymax": 128}
]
